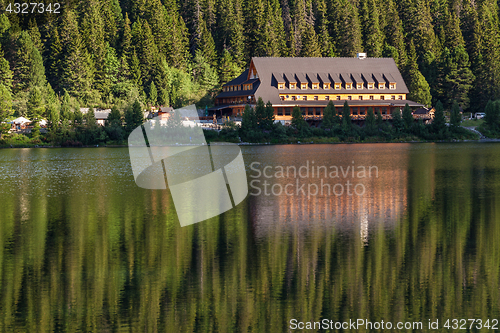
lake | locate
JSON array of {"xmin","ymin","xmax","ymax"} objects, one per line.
[{"xmin": 0, "ymin": 143, "xmax": 499, "ymax": 332}]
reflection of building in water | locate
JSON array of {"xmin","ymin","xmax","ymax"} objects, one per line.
[{"xmin": 248, "ymin": 166, "xmax": 408, "ymax": 242}]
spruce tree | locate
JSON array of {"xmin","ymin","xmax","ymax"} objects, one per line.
[
  {"xmin": 391, "ymin": 108, "xmax": 404, "ymax": 135},
  {"xmin": 450, "ymin": 100, "xmax": 462, "ymax": 127},
  {"xmin": 263, "ymin": 101, "xmax": 275, "ymax": 131},
  {"xmin": 432, "ymin": 100, "xmax": 446, "ymax": 133},
  {"xmin": 0, "ymin": 84, "xmax": 13, "ymax": 135},
  {"xmin": 27, "ymin": 86, "xmax": 45, "ymax": 137},
  {"xmin": 300, "ymin": 24, "xmax": 321, "ymax": 57},
  {"xmin": 402, "ymin": 103, "xmax": 413, "ymax": 132},
  {"xmin": 149, "ymin": 81, "xmax": 157, "ymax": 106},
  {"xmin": 341, "ymin": 101, "xmax": 352, "ymax": 135},
  {"xmin": 406, "ymin": 40, "xmax": 432, "ymax": 106},
  {"xmin": 360, "ymin": 0, "xmax": 382, "ymax": 57},
  {"xmin": 365, "ymin": 107, "xmax": 376, "ymax": 136},
  {"xmin": 321, "ymin": 101, "xmax": 335, "ymax": 131},
  {"xmin": 60, "ymin": 9, "xmax": 94, "ymax": 100}
]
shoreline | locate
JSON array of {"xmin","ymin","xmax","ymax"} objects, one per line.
[{"xmin": 2, "ymin": 138, "xmax": 500, "ymax": 149}]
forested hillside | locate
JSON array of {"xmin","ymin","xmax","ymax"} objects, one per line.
[{"xmin": 0, "ymin": 0, "xmax": 498, "ymax": 121}]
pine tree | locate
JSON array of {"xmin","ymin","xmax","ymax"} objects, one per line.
[
  {"xmin": 0, "ymin": 55, "xmax": 12, "ymax": 92},
  {"xmin": 46, "ymin": 23, "xmax": 63, "ymax": 92},
  {"xmin": 81, "ymin": 0, "xmax": 107, "ymax": 96},
  {"xmin": 402, "ymin": 103, "xmax": 413, "ymax": 132},
  {"xmin": 432, "ymin": 100, "xmax": 446, "ymax": 133},
  {"xmin": 314, "ymin": 0, "xmax": 334, "ymax": 57},
  {"xmin": 383, "ymin": 0, "xmax": 407, "ymax": 67},
  {"xmin": 149, "ymin": 81, "xmax": 157, "ymax": 106},
  {"xmin": 14, "ymin": 31, "xmax": 46, "ymax": 92},
  {"xmin": 450, "ymin": 100, "xmax": 461, "ymax": 127},
  {"xmin": 125, "ymin": 99, "xmax": 144, "ymax": 132},
  {"xmin": 263, "ymin": 101, "xmax": 275, "ymax": 130},
  {"xmin": 365, "ymin": 107, "xmax": 376, "ymax": 136},
  {"xmin": 292, "ymin": 105, "xmax": 307, "ymax": 131},
  {"xmin": 391, "ymin": 108, "xmax": 404, "ymax": 134},
  {"xmin": 360, "ymin": 0, "xmax": 382, "ymax": 57},
  {"xmin": 0, "ymin": 84, "xmax": 13, "ymax": 135},
  {"xmin": 406, "ymin": 40, "xmax": 432, "ymax": 106},
  {"xmin": 341, "ymin": 101, "xmax": 352, "ymax": 134},
  {"xmin": 321, "ymin": 100, "xmax": 336, "ymax": 130},
  {"xmin": 121, "ymin": 13, "xmax": 133, "ymax": 58},
  {"xmin": 60, "ymin": 9, "xmax": 94, "ymax": 100},
  {"xmin": 45, "ymin": 83, "xmax": 60, "ymax": 130},
  {"xmin": 436, "ymin": 46, "xmax": 474, "ymax": 110},
  {"xmin": 329, "ymin": 0, "xmax": 363, "ymax": 57},
  {"xmin": 300, "ymin": 24, "xmax": 321, "ymax": 57},
  {"xmin": 193, "ymin": 50, "xmax": 219, "ymax": 94},
  {"xmin": 106, "ymin": 106, "xmax": 122, "ymax": 125},
  {"xmin": 219, "ymin": 49, "xmax": 240, "ymax": 85},
  {"xmin": 27, "ymin": 86, "xmax": 45, "ymax": 131}
]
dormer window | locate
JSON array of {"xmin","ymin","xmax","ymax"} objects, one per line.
[
  {"xmin": 357, "ymin": 83, "xmax": 363, "ymax": 89},
  {"xmin": 346, "ymin": 83, "xmax": 352, "ymax": 89},
  {"xmin": 312, "ymin": 84, "xmax": 318, "ymax": 90},
  {"xmin": 379, "ymin": 83, "xmax": 385, "ymax": 89},
  {"xmin": 335, "ymin": 83, "xmax": 341, "ymax": 90},
  {"xmin": 389, "ymin": 83, "xmax": 396, "ymax": 90},
  {"xmin": 290, "ymin": 83, "xmax": 296, "ymax": 89},
  {"xmin": 301, "ymin": 83, "xmax": 307, "ymax": 89},
  {"xmin": 278, "ymin": 84, "xmax": 284, "ymax": 90},
  {"xmin": 368, "ymin": 83, "xmax": 374, "ymax": 89},
  {"xmin": 323, "ymin": 83, "xmax": 330, "ymax": 89}
]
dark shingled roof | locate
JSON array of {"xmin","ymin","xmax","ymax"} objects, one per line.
[
  {"xmin": 218, "ymin": 57, "xmax": 412, "ymax": 105},
  {"xmin": 225, "ymin": 69, "xmax": 249, "ymax": 86},
  {"xmin": 273, "ymin": 72, "xmax": 285, "ymax": 83},
  {"xmin": 318, "ymin": 73, "xmax": 330, "ymax": 84},
  {"xmin": 362, "ymin": 73, "xmax": 375, "ymax": 83},
  {"xmin": 340, "ymin": 73, "xmax": 352, "ymax": 83},
  {"xmin": 384, "ymin": 73, "xmax": 396, "ymax": 83},
  {"xmin": 351, "ymin": 73, "xmax": 364, "ymax": 85},
  {"xmin": 373, "ymin": 73, "xmax": 386, "ymax": 84},
  {"xmin": 295, "ymin": 73, "xmax": 308, "ymax": 84},
  {"xmin": 284, "ymin": 73, "xmax": 296, "ymax": 83},
  {"xmin": 307, "ymin": 73, "xmax": 319, "ymax": 83}
]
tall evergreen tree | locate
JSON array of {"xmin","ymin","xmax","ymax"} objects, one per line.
[
  {"xmin": 360, "ymin": 0, "xmax": 382, "ymax": 57},
  {"xmin": 329, "ymin": 0, "xmax": 363, "ymax": 57},
  {"xmin": 365, "ymin": 107, "xmax": 376, "ymax": 136},
  {"xmin": 406, "ymin": 40, "xmax": 432, "ymax": 106},
  {"xmin": 432, "ymin": 100, "xmax": 446, "ymax": 133},
  {"xmin": 60, "ymin": 9, "xmax": 94, "ymax": 100},
  {"xmin": 0, "ymin": 84, "xmax": 13, "ymax": 134},
  {"xmin": 402, "ymin": 103, "xmax": 413, "ymax": 131}
]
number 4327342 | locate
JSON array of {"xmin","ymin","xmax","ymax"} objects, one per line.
[{"xmin": 5, "ymin": 3, "xmax": 61, "ymax": 14}]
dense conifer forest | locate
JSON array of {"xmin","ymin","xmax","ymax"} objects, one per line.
[{"xmin": 0, "ymin": 0, "xmax": 497, "ymax": 144}]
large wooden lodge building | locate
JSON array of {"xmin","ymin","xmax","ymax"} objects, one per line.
[{"xmin": 211, "ymin": 56, "xmax": 424, "ymax": 121}]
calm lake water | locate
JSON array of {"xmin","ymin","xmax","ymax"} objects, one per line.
[{"xmin": 0, "ymin": 143, "xmax": 499, "ymax": 332}]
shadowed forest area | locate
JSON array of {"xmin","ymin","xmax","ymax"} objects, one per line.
[{"xmin": 0, "ymin": 0, "xmax": 498, "ymax": 144}]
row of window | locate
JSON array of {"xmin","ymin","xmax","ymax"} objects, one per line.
[
  {"xmin": 278, "ymin": 82, "xmax": 396, "ymax": 90},
  {"xmin": 276, "ymin": 106, "xmax": 390, "ymax": 116},
  {"xmin": 223, "ymin": 84, "xmax": 253, "ymax": 92},
  {"xmin": 280, "ymin": 95, "xmax": 404, "ymax": 101}
]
